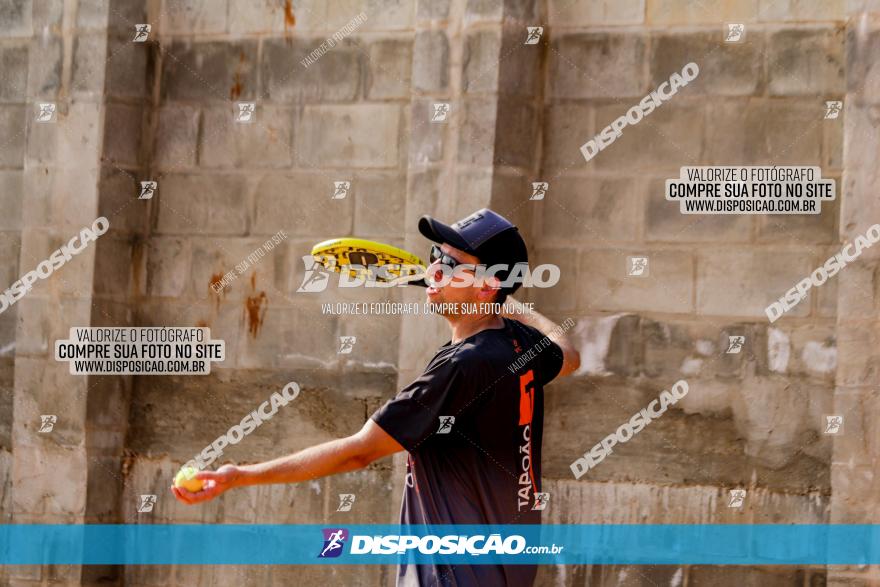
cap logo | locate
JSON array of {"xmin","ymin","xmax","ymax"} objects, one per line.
[{"xmin": 452, "ymin": 212, "xmax": 484, "ymax": 230}]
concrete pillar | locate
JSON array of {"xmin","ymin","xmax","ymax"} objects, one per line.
[
  {"xmin": 828, "ymin": 5, "xmax": 880, "ymax": 585},
  {"xmin": 9, "ymin": 0, "xmax": 147, "ymax": 584}
]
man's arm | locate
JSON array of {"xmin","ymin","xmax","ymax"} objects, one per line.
[
  {"xmin": 501, "ymin": 297, "xmax": 580, "ymax": 377},
  {"xmin": 171, "ymin": 419, "xmax": 404, "ymax": 504}
]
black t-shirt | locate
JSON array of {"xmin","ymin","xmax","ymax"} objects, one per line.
[{"xmin": 370, "ymin": 318, "xmax": 565, "ymax": 587}]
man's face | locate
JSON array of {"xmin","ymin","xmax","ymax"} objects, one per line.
[{"xmin": 425, "ymin": 243, "xmax": 497, "ymax": 313}]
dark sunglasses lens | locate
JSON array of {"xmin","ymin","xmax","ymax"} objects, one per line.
[{"xmin": 430, "ymin": 245, "xmax": 441, "ymax": 263}]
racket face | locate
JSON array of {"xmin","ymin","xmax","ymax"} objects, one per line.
[{"xmin": 311, "ymin": 238, "xmax": 425, "ymax": 282}]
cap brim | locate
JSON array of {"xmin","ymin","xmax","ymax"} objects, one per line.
[{"xmin": 418, "ymin": 216, "xmax": 473, "ymax": 253}]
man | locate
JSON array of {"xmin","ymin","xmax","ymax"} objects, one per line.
[{"xmin": 172, "ymin": 208, "xmax": 580, "ymax": 586}]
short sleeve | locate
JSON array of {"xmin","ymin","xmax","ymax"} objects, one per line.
[
  {"xmin": 370, "ymin": 351, "xmax": 463, "ymax": 452},
  {"xmin": 539, "ymin": 340, "xmax": 564, "ymax": 386}
]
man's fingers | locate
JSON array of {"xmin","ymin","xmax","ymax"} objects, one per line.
[{"xmin": 171, "ymin": 485, "xmax": 193, "ymax": 505}]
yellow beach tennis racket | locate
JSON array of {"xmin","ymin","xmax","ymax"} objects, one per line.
[{"xmin": 310, "ymin": 238, "xmax": 427, "ymax": 286}]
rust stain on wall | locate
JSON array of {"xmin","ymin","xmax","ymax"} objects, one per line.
[
  {"xmin": 245, "ymin": 272, "xmax": 267, "ymax": 338},
  {"xmin": 209, "ymin": 273, "xmax": 225, "ymax": 311},
  {"xmin": 283, "ymin": 0, "xmax": 296, "ymax": 29},
  {"xmin": 230, "ymin": 51, "xmax": 247, "ymax": 100},
  {"xmin": 245, "ymin": 292, "xmax": 268, "ymax": 337}
]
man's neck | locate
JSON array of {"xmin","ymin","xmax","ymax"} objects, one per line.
[{"xmin": 448, "ymin": 313, "xmax": 504, "ymax": 344}]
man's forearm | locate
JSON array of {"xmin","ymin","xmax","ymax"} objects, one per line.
[{"xmin": 232, "ymin": 436, "xmax": 366, "ymax": 488}]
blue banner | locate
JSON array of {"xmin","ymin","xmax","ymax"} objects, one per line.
[{"xmin": 0, "ymin": 524, "xmax": 877, "ymax": 565}]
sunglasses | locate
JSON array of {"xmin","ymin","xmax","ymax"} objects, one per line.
[{"xmin": 429, "ymin": 244, "xmax": 463, "ymax": 269}]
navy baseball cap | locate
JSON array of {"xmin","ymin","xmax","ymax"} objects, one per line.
[{"xmin": 418, "ymin": 208, "xmax": 529, "ymax": 295}]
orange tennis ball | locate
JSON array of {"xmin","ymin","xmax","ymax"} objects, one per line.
[{"xmin": 174, "ymin": 466, "xmax": 204, "ymax": 492}]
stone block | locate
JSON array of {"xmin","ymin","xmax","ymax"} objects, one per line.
[
  {"xmin": 295, "ymin": 104, "xmax": 401, "ymax": 168},
  {"xmin": 494, "ymin": 98, "xmax": 538, "ymax": 168},
  {"xmin": 97, "ymin": 165, "xmax": 144, "ymax": 234},
  {"xmin": 541, "ymin": 102, "xmax": 593, "ymax": 171},
  {"xmin": 646, "ymin": 0, "xmax": 758, "ymax": 24},
  {"xmin": 755, "ymin": 193, "xmax": 839, "ymax": 244},
  {"xmin": 0, "ymin": 0, "xmax": 32, "ymax": 38},
  {"xmin": 824, "ymin": 113, "xmax": 844, "ymax": 169},
  {"xmin": 162, "ymin": 40, "xmax": 258, "ymax": 102},
  {"xmin": 26, "ymin": 35, "xmax": 62, "ymax": 99},
  {"xmin": 71, "ymin": 34, "xmax": 107, "ymax": 97},
  {"xmin": 462, "ymin": 29, "xmax": 498, "ymax": 94},
  {"xmin": 153, "ymin": 104, "xmax": 199, "ymax": 169},
  {"xmin": 528, "ymin": 247, "xmax": 579, "ymax": 312},
  {"xmin": 322, "ymin": 0, "xmax": 413, "ymax": 32},
  {"xmin": 759, "ymin": 0, "xmax": 845, "ymax": 21},
  {"xmin": 261, "ymin": 38, "xmax": 361, "ymax": 102},
  {"xmin": 646, "ymin": 176, "xmax": 753, "ymax": 242},
  {"xmin": 408, "ymin": 99, "xmax": 447, "ymax": 164},
  {"xmin": 0, "ymin": 105, "xmax": 26, "ymax": 167},
  {"xmin": 540, "ymin": 177, "xmax": 642, "ymax": 244},
  {"xmin": 92, "ymin": 236, "xmax": 133, "ymax": 297},
  {"xmin": 351, "ymin": 172, "xmax": 406, "ymax": 237},
  {"xmin": 146, "ymin": 237, "xmax": 191, "ymax": 298},
  {"xmin": 592, "ymin": 101, "xmax": 704, "ymax": 173},
  {"xmin": 847, "ymin": 26, "xmax": 880, "ymax": 97},
  {"xmin": 404, "ymin": 169, "xmax": 444, "ymax": 236},
  {"xmin": 696, "ymin": 250, "xmax": 814, "ymax": 318},
  {"xmin": 12, "ymin": 444, "xmax": 87, "ymax": 517},
  {"xmin": 55, "ymin": 102, "xmax": 103, "ymax": 172},
  {"xmin": 0, "ymin": 41, "xmax": 27, "ymax": 102},
  {"xmin": 253, "ymin": 172, "xmax": 354, "ymax": 237},
  {"xmin": 705, "ymin": 99, "xmax": 822, "ymax": 165},
  {"xmin": 199, "ymin": 104, "xmax": 293, "ymax": 169},
  {"xmin": 366, "ymin": 39, "xmax": 412, "ymax": 100},
  {"xmin": 106, "ymin": 35, "xmax": 148, "ymax": 100},
  {"xmin": 498, "ymin": 27, "xmax": 542, "ymax": 98},
  {"xmin": 413, "ymin": 30, "xmax": 449, "ymax": 92},
  {"xmin": 417, "ymin": 0, "xmax": 451, "ymax": 20},
  {"xmin": 228, "ymin": 0, "xmax": 292, "ymax": 34},
  {"xmin": 547, "ymin": 33, "xmax": 647, "ymax": 99},
  {"xmin": 577, "ymin": 249, "xmax": 694, "ymax": 313},
  {"xmin": 102, "ymin": 102, "xmax": 143, "ymax": 167},
  {"xmin": 548, "ymin": 0, "xmax": 645, "ymax": 25},
  {"xmin": 651, "ymin": 31, "xmax": 764, "ymax": 96},
  {"xmin": 161, "ymin": 0, "xmax": 227, "ymax": 34},
  {"xmin": 0, "ymin": 171, "xmax": 23, "ymax": 229},
  {"xmin": 188, "ymin": 236, "xmax": 283, "ymax": 303},
  {"xmin": 689, "ymin": 567, "xmax": 805, "ymax": 586},
  {"xmin": 768, "ymin": 27, "xmax": 845, "ymax": 96},
  {"xmin": 154, "ymin": 173, "xmax": 249, "ymax": 236},
  {"xmin": 457, "ymin": 97, "xmax": 496, "ymax": 166}
]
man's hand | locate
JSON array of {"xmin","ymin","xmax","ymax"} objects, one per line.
[{"xmin": 170, "ymin": 464, "xmax": 241, "ymax": 505}]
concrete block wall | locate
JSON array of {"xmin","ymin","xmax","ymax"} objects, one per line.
[
  {"xmin": 528, "ymin": 0, "xmax": 850, "ymax": 584},
  {"xmin": 0, "ymin": 0, "xmax": 877, "ymax": 585}
]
